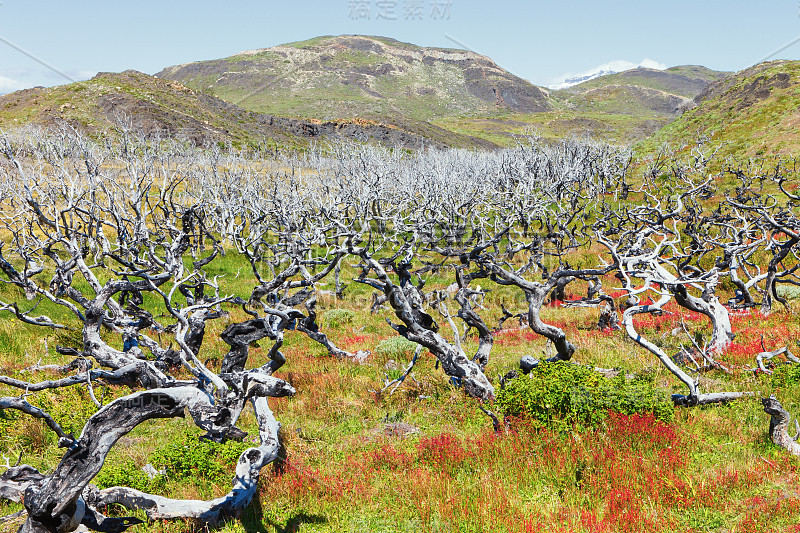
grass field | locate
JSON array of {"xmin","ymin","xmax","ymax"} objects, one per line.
[
  {"xmin": 1, "ymin": 249, "xmax": 800, "ymax": 532},
  {"xmin": 1, "ymin": 128, "xmax": 800, "ymax": 532}
]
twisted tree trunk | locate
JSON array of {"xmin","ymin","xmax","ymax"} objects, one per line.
[{"xmin": 763, "ymin": 396, "xmax": 800, "ymax": 456}]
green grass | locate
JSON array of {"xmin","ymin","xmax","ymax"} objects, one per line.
[
  {"xmin": 638, "ymin": 60, "xmax": 800, "ymax": 159},
  {"xmin": 433, "ymin": 108, "xmax": 671, "ymax": 147},
  {"xmin": 3, "ymin": 245, "xmax": 800, "ymax": 531},
  {"xmin": 4, "ymin": 139, "xmax": 800, "ymax": 531}
]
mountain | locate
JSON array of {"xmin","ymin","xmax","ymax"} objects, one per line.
[
  {"xmin": 156, "ymin": 35, "xmax": 551, "ymax": 122},
  {"xmin": 556, "ymin": 66, "xmax": 731, "ymax": 119},
  {"xmin": 0, "ymin": 70, "xmax": 497, "ymax": 149},
  {"xmin": 0, "ymin": 35, "xmax": 741, "ymax": 151},
  {"xmin": 549, "ymin": 69, "xmax": 618, "ymax": 90},
  {"xmin": 554, "ymin": 65, "xmax": 731, "ymax": 140},
  {"xmin": 640, "ymin": 60, "xmax": 800, "ymax": 158},
  {"xmin": 433, "ymin": 65, "xmax": 731, "ymax": 146},
  {"xmin": 564, "ymin": 66, "xmax": 729, "ymax": 98}
]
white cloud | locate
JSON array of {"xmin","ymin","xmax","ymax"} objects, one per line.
[
  {"xmin": 0, "ymin": 74, "xmax": 28, "ymax": 95},
  {"xmin": 61, "ymin": 70, "xmax": 97, "ymax": 83},
  {"xmin": 546, "ymin": 58, "xmax": 668, "ymax": 90},
  {"xmin": 0, "ymin": 69, "xmax": 96, "ymax": 95}
]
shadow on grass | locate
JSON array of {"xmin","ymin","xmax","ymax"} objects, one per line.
[{"xmin": 240, "ymin": 495, "xmax": 327, "ymax": 533}]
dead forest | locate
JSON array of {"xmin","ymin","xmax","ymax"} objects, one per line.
[{"xmin": 1, "ymin": 126, "xmax": 800, "ymax": 532}]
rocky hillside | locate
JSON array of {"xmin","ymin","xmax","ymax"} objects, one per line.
[
  {"xmin": 554, "ymin": 66, "xmax": 731, "ymax": 131},
  {"xmin": 433, "ymin": 65, "xmax": 731, "ymax": 146},
  {"xmin": 156, "ymin": 35, "xmax": 551, "ymax": 121},
  {"xmin": 564, "ymin": 66, "xmax": 729, "ymax": 99},
  {"xmin": 0, "ymin": 35, "xmax": 743, "ymax": 151},
  {"xmin": 640, "ymin": 60, "xmax": 800, "ymax": 157},
  {"xmin": 0, "ymin": 70, "xmax": 496, "ymax": 149}
]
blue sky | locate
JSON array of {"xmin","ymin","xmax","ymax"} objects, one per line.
[{"xmin": 0, "ymin": 0, "xmax": 798, "ymax": 93}]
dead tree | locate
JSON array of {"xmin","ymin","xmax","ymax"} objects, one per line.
[
  {"xmin": 483, "ymin": 259, "xmax": 616, "ymax": 362},
  {"xmin": 354, "ymin": 252, "xmax": 495, "ymax": 400},
  {"xmin": 596, "ymin": 295, "xmax": 620, "ymax": 331},
  {"xmin": 466, "ymin": 218, "xmax": 617, "ymax": 363},
  {"xmin": 724, "ymin": 161, "xmax": 800, "ymax": 315},
  {"xmin": 453, "ymin": 281, "xmax": 493, "ymax": 371},
  {"xmin": 763, "ymin": 396, "xmax": 800, "ymax": 456},
  {"xmin": 599, "ymin": 224, "xmax": 750, "ymax": 406},
  {"xmin": 0, "ymin": 129, "xmax": 229, "ymax": 386},
  {"xmin": 619, "ymin": 291, "xmax": 749, "ymax": 406},
  {"xmin": 1, "ymin": 380, "xmax": 294, "ymax": 531},
  {"xmin": 0, "ymin": 128, "xmax": 303, "ymax": 531},
  {"xmin": 752, "ymin": 347, "xmax": 800, "ymax": 374},
  {"xmin": 596, "ymin": 177, "xmax": 737, "ymax": 353}
]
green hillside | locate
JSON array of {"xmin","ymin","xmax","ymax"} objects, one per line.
[
  {"xmin": 432, "ymin": 66, "xmax": 729, "ymax": 146},
  {"xmin": 0, "ymin": 70, "xmax": 496, "ymax": 149},
  {"xmin": 0, "ymin": 70, "xmax": 298, "ymax": 147},
  {"xmin": 639, "ymin": 60, "xmax": 800, "ymax": 158},
  {"xmin": 156, "ymin": 36, "xmax": 733, "ymax": 147},
  {"xmin": 7, "ymin": 35, "xmax": 776, "ymax": 152},
  {"xmin": 563, "ymin": 65, "xmax": 730, "ymax": 99},
  {"xmin": 156, "ymin": 35, "xmax": 551, "ymax": 122}
]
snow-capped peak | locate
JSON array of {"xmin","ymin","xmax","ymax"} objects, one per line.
[{"xmin": 547, "ymin": 59, "xmax": 667, "ymax": 90}]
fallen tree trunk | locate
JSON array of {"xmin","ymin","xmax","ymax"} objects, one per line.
[
  {"xmin": 92, "ymin": 397, "xmax": 283, "ymax": 523},
  {"xmin": 622, "ymin": 294, "xmax": 749, "ymax": 407},
  {"xmin": 4, "ymin": 379, "xmax": 294, "ymax": 532},
  {"xmin": 763, "ymin": 395, "xmax": 800, "ymax": 456}
]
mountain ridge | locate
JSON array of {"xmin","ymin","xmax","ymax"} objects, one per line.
[
  {"xmin": 156, "ymin": 35, "xmax": 552, "ymax": 121},
  {"xmin": 0, "ymin": 69, "xmax": 498, "ymax": 149},
  {"xmin": 638, "ymin": 60, "xmax": 800, "ymax": 158},
  {"xmin": 433, "ymin": 62, "xmax": 730, "ymax": 146},
  {"xmin": 9, "ymin": 35, "xmax": 792, "ymax": 154}
]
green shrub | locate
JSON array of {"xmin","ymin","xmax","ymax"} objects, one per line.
[
  {"xmin": 149, "ymin": 432, "xmax": 250, "ymax": 481},
  {"xmin": 776, "ymin": 284, "xmax": 800, "ymax": 301},
  {"xmin": 771, "ymin": 363, "xmax": 800, "ymax": 388},
  {"xmin": 94, "ymin": 461, "xmax": 164, "ymax": 492},
  {"xmin": 495, "ymin": 362, "xmax": 674, "ymax": 432},
  {"xmin": 323, "ymin": 308, "xmax": 355, "ymax": 329},
  {"xmin": 95, "ymin": 431, "xmax": 251, "ymax": 490},
  {"xmin": 376, "ymin": 336, "xmax": 418, "ymax": 359}
]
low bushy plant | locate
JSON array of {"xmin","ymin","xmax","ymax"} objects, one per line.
[
  {"xmin": 495, "ymin": 362, "xmax": 674, "ymax": 432},
  {"xmin": 376, "ymin": 336, "xmax": 417, "ymax": 359},
  {"xmin": 776, "ymin": 284, "xmax": 800, "ymax": 301},
  {"xmin": 149, "ymin": 432, "xmax": 250, "ymax": 481},
  {"xmin": 323, "ymin": 308, "xmax": 355, "ymax": 329},
  {"xmin": 771, "ymin": 362, "xmax": 800, "ymax": 388},
  {"xmin": 95, "ymin": 431, "xmax": 251, "ymax": 491},
  {"xmin": 94, "ymin": 461, "xmax": 164, "ymax": 493}
]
